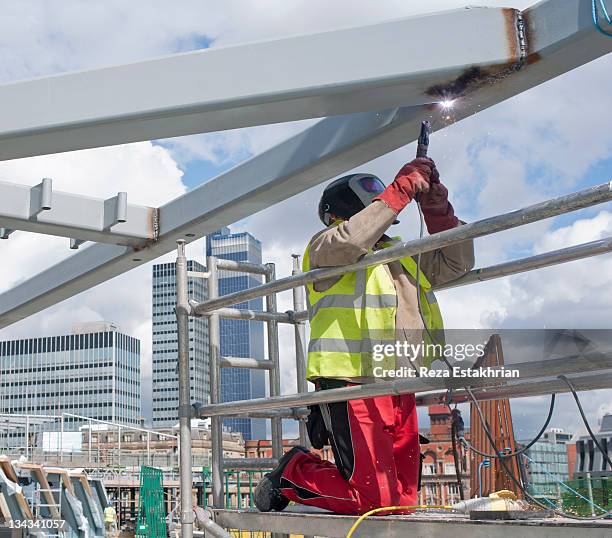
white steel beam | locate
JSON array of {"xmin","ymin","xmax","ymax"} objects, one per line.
[
  {"xmin": 0, "ymin": 180, "xmax": 157, "ymax": 246},
  {"xmin": 0, "ymin": 6, "xmax": 524, "ymax": 160},
  {"xmin": 0, "ymin": 0, "xmax": 610, "ymax": 328}
]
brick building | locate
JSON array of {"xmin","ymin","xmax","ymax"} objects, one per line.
[{"xmin": 419, "ymin": 405, "xmax": 470, "ymax": 505}]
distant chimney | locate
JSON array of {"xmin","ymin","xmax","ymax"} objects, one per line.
[{"xmin": 428, "ymin": 405, "xmax": 451, "ymax": 440}]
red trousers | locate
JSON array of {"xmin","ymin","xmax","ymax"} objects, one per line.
[{"xmin": 279, "ymin": 392, "xmax": 420, "ymax": 515}]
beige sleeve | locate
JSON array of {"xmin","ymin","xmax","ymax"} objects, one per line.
[
  {"xmin": 417, "ymin": 222, "xmax": 475, "ymax": 286},
  {"xmin": 308, "ymin": 201, "xmax": 397, "ymax": 292},
  {"xmin": 309, "ymin": 200, "xmax": 397, "ymax": 268}
]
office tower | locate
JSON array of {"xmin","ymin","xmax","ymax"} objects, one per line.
[
  {"xmin": 152, "ymin": 260, "xmax": 209, "ymax": 428},
  {"xmin": 206, "ymin": 227, "xmax": 266, "ymax": 440},
  {"xmin": 520, "ymin": 427, "xmax": 573, "ymax": 503},
  {"xmin": 573, "ymin": 416, "xmax": 612, "ymax": 478},
  {"xmin": 0, "ymin": 322, "xmax": 141, "ymax": 440}
]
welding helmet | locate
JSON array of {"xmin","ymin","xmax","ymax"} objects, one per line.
[{"xmin": 318, "ymin": 173, "xmax": 386, "ymax": 226}]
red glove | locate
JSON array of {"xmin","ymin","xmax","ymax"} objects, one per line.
[
  {"xmin": 418, "ymin": 175, "xmax": 459, "ymax": 233},
  {"xmin": 373, "ymin": 158, "xmax": 436, "ymax": 213}
]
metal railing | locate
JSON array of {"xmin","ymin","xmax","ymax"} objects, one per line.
[{"xmin": 175, "ymin": 180, "xmax": 612, "ymax": 538}]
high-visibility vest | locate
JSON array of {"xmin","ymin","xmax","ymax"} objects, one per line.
[
  {"xmin": 303, "ymin": 237, "xmax": 444, "ymax": 380},
  {"xmin": 104, "ymin": 506, "xmax": 116, "ymax": 523}
]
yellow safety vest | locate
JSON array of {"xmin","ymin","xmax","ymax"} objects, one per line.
[
  {"xmin": 303, "ymin": 237, "xmax": 444, "ymax": 380},
  {"xmin": 104, "ymin": 506, "xmax": 116, "ymax": 523}
]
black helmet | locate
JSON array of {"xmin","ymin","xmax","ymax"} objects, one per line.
[{"xmin": 318, "ymin": 173, "xmax": 386, "ymax": 226}]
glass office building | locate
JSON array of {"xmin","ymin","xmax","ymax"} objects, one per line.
[
  {"xmin": 0, "ymin": 322, "xmax": 141, "ymax": 436},
  {"xmin": 152, "ymin": 260, "xmax": 209, "ymax": 428},
  {"xmin": 521, "ymin": 428, "xmax": 573, "ymax": 501},
  {"xmin": 574, "ymin": 414, "xmax": 612, "ymax": 478},
  {"xmin": 206, "ymin": 228, "xmax": 266, "ymax": 440}
]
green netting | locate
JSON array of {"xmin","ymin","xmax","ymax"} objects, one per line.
[
  {"xmin": 136, "ymin": 466, "xmax": 167, "ymax": 538},
  {"xmin": 562, "ymin": 476, "xmax": 612, "ymax": 517}
]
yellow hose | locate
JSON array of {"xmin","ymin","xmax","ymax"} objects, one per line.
[{"xmin": 345, "ymin": 505, "xmax": 453, "ymax": 538}]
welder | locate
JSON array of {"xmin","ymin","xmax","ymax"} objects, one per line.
[{"xmin": 254, "ymin": 153, "xmax": 474, "ymax": 514}]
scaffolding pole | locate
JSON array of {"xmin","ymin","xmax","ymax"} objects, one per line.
[
  {"xmin": 265, "ymin": 264, "xmax": 283, "ymax": 461},
  {"xmin": 291, "ymin": 254, "xmax": 310, "ymax": 447},
  {"xmin": 207, "ymin": 255, "xmax": 225, "ymax": 510},
  {"xmin": 176, "ymin": 240, "xmax": 194, "ymax": 538}
]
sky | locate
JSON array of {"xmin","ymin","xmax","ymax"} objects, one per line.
[{"xmin": 0, "ymin": 0, "xmax": 611, "ymax": 441}]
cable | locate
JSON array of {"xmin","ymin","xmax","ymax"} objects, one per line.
[
  {"xmin": 558, "ymin": 374, "xmax": 612, "ymax": 469},
  {"xmin": 592, "ymin": 0, "xmax": 612, "ymax": 37},
  {"xmin": 450, "ymin": 414, "xmax": 465, "ymax": 500},
  {"xmin": 345, "ymin": 505, "xmax": 453, "ymax": 538},
  {"xmin": 413, "ymin": 197, "xmax": 612, "ymax": 519},
  {"xmin": 414, "ymin": 200, "xmax": 555, "ymax": 459},
  {"xmin": 460, "ymin": 394, "xmax": 556, "ymax": 459},
  {"xmin": 466, "ymin": 383, "xmax": 612, "ymax": 520}
]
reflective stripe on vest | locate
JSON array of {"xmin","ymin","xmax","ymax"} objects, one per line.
[{"xmin": 303, "ymin": 237, "xmax": 445, "ymax": 380}]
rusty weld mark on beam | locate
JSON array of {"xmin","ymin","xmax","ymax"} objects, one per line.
[{"xmin": 425, "ymin": 8, "xmax": 534, "ymax": 101}]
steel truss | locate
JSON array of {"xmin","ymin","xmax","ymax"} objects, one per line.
[
  {"xmin": 0, "ymin": 179, "xmax": 156, "ymax": 247},
  {"xmin": 1, "ymin": 0, "xmax": 612, "ymax": 329}
]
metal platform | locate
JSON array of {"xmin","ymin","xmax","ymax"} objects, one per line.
[{"xmin": 213, "ymin": 507, "xmax": 612, "ymax": 538}]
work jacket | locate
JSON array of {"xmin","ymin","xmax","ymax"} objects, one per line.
[{"xmin": 304, "ymin": 200, "xmax": 475, "ymax": 382}]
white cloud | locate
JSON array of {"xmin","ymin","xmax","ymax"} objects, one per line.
[
  {"xmin": 1, "ymin": 0, "xmax": 611, "ymax": 432},
  {"xmin": 0, "ymin": 143, "xmax": 187, "ymax": 420}
]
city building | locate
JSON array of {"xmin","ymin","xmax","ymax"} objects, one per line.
[
  {"xmin": 420, "ymin": 405, "xmax": 470, "ymax": 505},
  {"xmin": 0, "ymin": 322, "xmax": 141, "ymax": 445},
  {"xmin": 206, "ymin": 228, "xmax": 266, "ymax": 440},
  {"xmin": 152, "ymin": 261, "xmax": 209, "ymax": 428},
  {"xmin": 81, "ymin": 419, "xmax": 244, "ymax": 469},
  {"xmin": 573, "ymin": 414, "xmax": 612, "ymax": 479},
  {"xmin": 519, "ymin": 427, "xmax": 573, "ymax": 502}
]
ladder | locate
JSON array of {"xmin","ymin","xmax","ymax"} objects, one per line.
[
  {"xmin": 176, "ymin": 246, "xmax": 311, "ymax": 538},
  {"xmin": 30, "ymin": 484, "xmax": 63, "ymax": 538}
]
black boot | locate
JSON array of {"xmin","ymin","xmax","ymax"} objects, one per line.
[{"xmin": 254, "ymin": 446, "xmax": 309, "ymax": 512}]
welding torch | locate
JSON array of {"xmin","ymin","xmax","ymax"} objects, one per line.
[
  {"xmin": 414, "ymin": 120, "xmax": 431, "ymax": 200},
  {"xmin": 416, "ymin": 120, "xmax": 431, "ymax": 158}
]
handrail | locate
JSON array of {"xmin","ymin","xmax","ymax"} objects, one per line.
[
  {"xmin": 436, "ymin": 235, "xmax": 612, "ymax": 290},
  {"xmin": 194, "ymin": 352, "xmax": 612, "ymax": 417},
  {"xmin": 193, "ymin": 235, "xmax": 612, "ymax": 325},
  {"xmin": 177, "ymin": 181, "xmax": 612, "ymax": 533},
  {"xmin": 192, "ymin": 182, "xmax": 612, "ymax": 315}
]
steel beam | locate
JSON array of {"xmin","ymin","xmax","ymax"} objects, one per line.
[
  {"xmin": 1, "ymin": 1, "xmax": 609, "ymax": 161},
  {"xmin": 213, "ymin": 508, "xmax": 612, "ymax": 538},
  {"xmin": 1, "ymin": 0, "xmax": 611, "ymax": 328},
  {"xmin": 0, "ymin": 7, "xmax": 525, "ymax": 161},
  {"xmin": 0, "ymin": 180, "xmax": 156, "ymax": 246}
]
